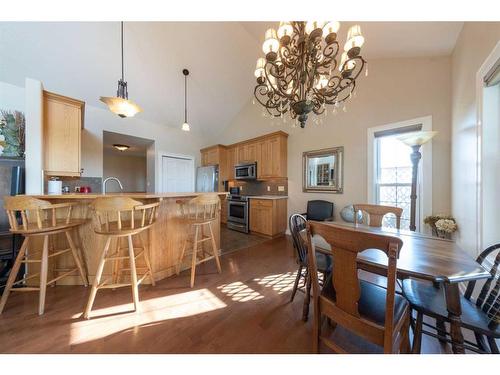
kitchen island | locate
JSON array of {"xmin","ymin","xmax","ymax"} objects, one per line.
[{"xmin": 25, "ymin": 192, "xmax": 228, "ymax": 285}]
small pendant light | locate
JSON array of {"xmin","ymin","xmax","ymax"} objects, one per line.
[
  {"xmin": 100, "ymin": 22, "xmax": 142, "ymax": 118},
  {"xmin": 181, "ymin": 69, "xmax": 190, "ymax": 131}
]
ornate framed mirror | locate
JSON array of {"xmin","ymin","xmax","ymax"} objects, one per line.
[{"xmin": 302, "ymin": 146, "xmax": 344, "ymax": 193}]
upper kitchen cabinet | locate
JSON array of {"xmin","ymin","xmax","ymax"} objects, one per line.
[
  {"xmin": 201, "ymin": 131, "xmax": 288, "ymax": 181},
  {"xmin": 43, "ymin": 91, "xmax": 85, "ymax": 177}
]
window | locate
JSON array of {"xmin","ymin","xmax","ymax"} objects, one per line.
[{"xmin": 373, "ymin": 125, "xmax": 422, "ymax": 230}]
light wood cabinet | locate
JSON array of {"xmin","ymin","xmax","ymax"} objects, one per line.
[
  {"xmin": 200, "ymin": 145, "xmax": 228, "ymax": 191},
  {"xmin": 220, "ymin": 196, "xmax": 228, "ymax": 224},
  {"xmin": 249, "ymin": 198, "xmax": 287, "ymax": 237},
  {"xmin": 43, "ymin": 91, "xmax": 85, "ymax": 177}
]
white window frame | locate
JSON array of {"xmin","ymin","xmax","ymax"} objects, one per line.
[{"xmin": 367, "ymin": 116, "xmax": 433, "ymax": 233}]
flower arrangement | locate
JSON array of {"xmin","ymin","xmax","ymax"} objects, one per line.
[
  {"xmin": 0, "ymin": 110, "xmax": 25, "ymax": 158},
  {"xmin": 424, "ymin": 214, "xmax": 457, "ymax": 238}
]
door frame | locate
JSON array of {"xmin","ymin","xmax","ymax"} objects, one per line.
[
  {"xmin": 158, "ymin": 152, "xmax": 195, "ymax": 193},
  {"xmin": 475, "ymin": 41, "xmax": 500, "ymax": 255}
]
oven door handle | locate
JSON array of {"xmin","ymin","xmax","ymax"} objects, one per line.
[{"xmin": 229, "ymin": 201, "xmax": 247, "ymax": 206}]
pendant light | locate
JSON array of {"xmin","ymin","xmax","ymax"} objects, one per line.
[
  {"xmin": 181, "ymin": 69, "xmax": 190, "ymax": 131},
  {"xmin": 100, "ymin": 22, "xmax": 142, "ymax": 118}
]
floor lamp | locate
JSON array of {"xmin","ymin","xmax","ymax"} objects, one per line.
[{"xmin": 397, "ymin": 130, "xmax": 437, "ymax": 231}]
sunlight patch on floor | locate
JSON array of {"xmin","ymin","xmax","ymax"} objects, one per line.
[
  {"xmin": 254, "ymin": 272, "xmax": 296, "ymax": 294},
  {"xmin": 217, "ymin": 281, "xmax": 264, "ymax": 302},
  {"xmin": 69, "ymin": 288, "xmax": 226, "ymax": 345}
]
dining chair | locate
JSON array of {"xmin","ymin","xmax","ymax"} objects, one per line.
[
  {"xmin": 353, "ymin": 204, "xmax": 403, "ymax": 229},
  {"xmin": 402, "ymin": 243, "xmax": 500, "ymax": 354},
  {"xmin": 302, "ymin": 200, "xmax": 334, "ymax": 221},
  {"xmin": 305, "ymin": 221, "xmax": 411, "ymax": 353},
  {"xmin": 288, "ymin": 214, "xmax": 332, "ymax": 306}
]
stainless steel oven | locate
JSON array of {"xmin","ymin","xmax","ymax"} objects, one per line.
[
  {"xmin": 227, "ymin": 195, "xmax": 249, "ymax": 233},
  {"xmin": 235, "ymin": 163, "xmax": 257, "ymax": 180}
]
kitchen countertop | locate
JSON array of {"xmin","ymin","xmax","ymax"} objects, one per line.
[
  {"xmin": 29, "ymin": 192, "xmax": 229, "ymax": 199},
  {"xmin": 247, "ymin": 195, "xmax": 288, "ymax": 200}
]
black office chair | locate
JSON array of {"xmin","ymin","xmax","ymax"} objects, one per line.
[
  {"xmin": 289, "ymin": 214, "xmax": 332, "ymax": 307},
  {"xmin": 302, "ymin": 200, "xmax": 334, "ymax": 221}
]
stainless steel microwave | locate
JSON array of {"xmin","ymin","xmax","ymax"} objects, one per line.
[{"xmin": 235, "ymin": 162, "xmax": 257, "ymax": 180}]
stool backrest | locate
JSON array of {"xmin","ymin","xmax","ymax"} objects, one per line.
[
  {"xmin": 92, "ymin": 197, "xmax": 159, "ymax": 233},
  {"xmin": 178, "ymin": 193, "xmax": 220, "ymax": 221},
  {"xmin": 3, "ymin": 196, "xmax": 75, "ymax": 232},
  {"xmin": 353, "ymin": 204, "xmax": 403, "ymax": 229},
  {"xmin": 289, "ymin": 214, "xmax": 307, "ymax": 264}
]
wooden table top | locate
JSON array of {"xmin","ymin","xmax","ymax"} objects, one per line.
[{"xmin": 312, "ymin": 222, "xmax": 490, "ymax": 284}]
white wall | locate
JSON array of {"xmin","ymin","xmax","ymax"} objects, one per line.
[
  {"xmin": 211, "ymin": 56, "xmax": 452, "ymax": 226},
  {"xmin": 24, "ymin": 78, "xmax": 43, "ymax": 194},
  {"xmin": 0, "ymin": 81, "xmax": 25, "ymax": 111},
  {"xmin": 103, "ymin": 152, "xmax": 147, "ymax": 192},
  {"xmin": 81, "ymin": 104, "xmax": 206, "ymax": 192},
  {"xmin": 451, "ymin": 22, "xmax": 500, "ymax": 256}
]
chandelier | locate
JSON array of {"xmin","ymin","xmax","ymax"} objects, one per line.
[{"xmin": 253, "ymin": 22, "xmax": 367, "ymax": 128}]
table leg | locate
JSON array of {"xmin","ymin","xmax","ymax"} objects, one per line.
[{"xmin": 444, "ymin": 283, "xmax": 465, "ymax": 354}]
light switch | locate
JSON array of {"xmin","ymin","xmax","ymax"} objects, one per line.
[
  {"xmin": 267, "ymin": 186, "xmax": 271, "ymax": 192},
  {"xmin": 278, "ymin": 186, "xmax": 285, "ymax": 192}
]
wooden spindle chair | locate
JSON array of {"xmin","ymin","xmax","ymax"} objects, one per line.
[
  {"xmin": 403, "ymin": 243, "xmax": 500, "ymax": 354},
  {"xmin": 353, "ymin": 204, "xmax": 403, "ymax": 229},
  {"xmin": 83, "ymin": 197, "xmax": 159, "ymax": 319},
  {"xmin": 0, "ymin": 196, "xmax": 88, "ymax": 315},
  {"xmin": 176, "ymin": 194, "xmax": 222, "ymax": 288},
  {"xmin": 306, "ymin": 221, "xmax": 411, "ymax": 353}
]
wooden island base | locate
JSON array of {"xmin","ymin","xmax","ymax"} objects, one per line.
[{"xmin": 25, "ymin": 193, "xmax": 227, "ymax": 285}]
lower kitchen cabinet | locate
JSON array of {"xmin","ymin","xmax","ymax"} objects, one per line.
[{"xmin": 249, "ymin": 198, "xmax": 287, "ymax": 237}]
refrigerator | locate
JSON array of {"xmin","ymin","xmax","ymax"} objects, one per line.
[{"xmin": 196, "ymin": 165, "xmax": 219, "ymax": 192}]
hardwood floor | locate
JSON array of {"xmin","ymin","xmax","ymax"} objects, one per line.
[{"xmin": 0, "ymin": 235, "xmax": 460, "ymax": 353}]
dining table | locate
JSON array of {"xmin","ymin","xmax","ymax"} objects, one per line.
[{"xmin": 307, "ymin": 221, "xmax": 491, "ymax": 354}]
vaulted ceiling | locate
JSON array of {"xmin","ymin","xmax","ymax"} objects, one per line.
[{"xmin": 0, "ymin": 22, "xmax": 463, "ymax": 137}]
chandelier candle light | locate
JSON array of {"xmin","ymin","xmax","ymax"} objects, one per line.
[
  {"xmin": 100, "ymin": 22, "xmax": 142, "ymax": 118},
  {"xmin": 253, "ymin": 22, "xmax": 367, "ymax": 128}
]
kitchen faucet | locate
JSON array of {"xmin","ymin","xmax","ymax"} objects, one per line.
[{"xmin": 102, "ymin": 177, "xmax": 123, "ymax": 194}]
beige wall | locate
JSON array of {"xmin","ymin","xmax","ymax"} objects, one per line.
[
  {"xmin": 210, "ymin": 56, "xmax": 452, "ymax": 227},
  {"xmin": 103, "ymin": 152, "xmax": 147, "ymax": 193},
  {"xmin": 451, "ymin": 22, "xmax": 500, "ymax": 255}
]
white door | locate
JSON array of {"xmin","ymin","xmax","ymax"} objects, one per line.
[{"xmin": 161, "ymin": 155, "xmax": 194, "ymax": 193}]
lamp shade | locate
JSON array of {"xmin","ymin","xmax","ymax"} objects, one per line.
[
  {"xmin": 339, "ymin": 51, "xmax": 355, "ymax": 71},
  {"xmin": 262, "ymin": 28, "xmax": 279, "ymax": 54},
  {"xmin": 100, "ymin": 96, "xmax": 142, "ymax": 118},
  {"xmin": 397, "ymin": 130, "xmax": 438, "ymax": 146},
  {"xmin": 344, "ymin": 25, "xmax": 365, "ymax": 51},
  {"xmin": 277, "ymin": 22, "xmax": 293, "ymax": 39},
  {"xmin": 254, "ymin": 57, "xmax": 266, "ymax": 78},
  {"xmin": 323, "ymin": 21, "xmax": 340, "ymax": 36},
  {"xmin": 305, "ymin": 21, "xmax": 326, "ymax": 35}
]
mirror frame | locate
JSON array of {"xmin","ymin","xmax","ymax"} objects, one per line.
[{"xmin": 302, "ymin": 146, "xmax": 344, "ymax": 193}]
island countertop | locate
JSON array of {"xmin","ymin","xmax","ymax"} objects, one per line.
[
  {"xmin": 23, "ymin": 192, "xmax": 227, "ymax": 285},
  {"xmin": 30, "ymin": 192, "xmax": 228, "ymax": 199}
]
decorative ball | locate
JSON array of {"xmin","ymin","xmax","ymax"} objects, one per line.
[{"xmin": 340, "ymin": 205, "xmax": 363, "ymax": 223}]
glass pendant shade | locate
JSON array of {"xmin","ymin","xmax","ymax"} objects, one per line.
[
  {"xmin": 339, "ymin": 52, "xmax": 355, "ymax": 71},
  {"xmin": 181, "ymin": 122, "xmax": 190, "ymax": 132},
  {"xmin": 277, "ymin": 22, "xmax": 293, "ymax": 39},
  {"xmin": 397, "ymin": 131, "xmax": 438, "ymax": 146},
  {"xmin": 100, "ymin": 96, "xmax": 142, "ymax": 118},
  {"xmin": 254, "ymin": 57, "xmax": 266, "ymax": 78},
  {"xmin": 262, "ymin": 28, "xmax": 279, "ymax": 54},
  {"xmin": 315, "ymin": 75, "xmax": 329, "ymax": 90},
  {"xmin": 344, "ymin": 25, "xmax": 365, "ymax": 51}
]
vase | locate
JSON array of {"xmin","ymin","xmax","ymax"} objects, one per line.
[{"xmin": 437, "ymin": 229, "xmax": 451, "ymax": 239}]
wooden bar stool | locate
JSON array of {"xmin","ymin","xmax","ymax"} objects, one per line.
[
  {"xmin": 0, "ymin": 196, "xmax": 88, "ymax": 315},
  {"xmin": 83, "ymin": 197, "xmax": 159, "ymax": 319},
  {"xmin": 176, "ymin": 194, "xmax": 222, "ymax": 288}
]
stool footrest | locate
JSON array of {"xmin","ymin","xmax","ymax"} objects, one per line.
[
  {"xmin": 99, "ymin": 283, "xmax": 132, "ymax": 289},
  {"xmin": 10, "ymin": 287, "xmax": 40, "ymax": 292},
  {"xmin": 47, "ymin": 268, "xmax": 77, "ymax": 285},
  {"xmin": 11, "ymin": 272, "xmax": 40, "ymax": 286},
  {"xmin": 48, "ymin": 248, "xmax": 72, "ymax": 258}
]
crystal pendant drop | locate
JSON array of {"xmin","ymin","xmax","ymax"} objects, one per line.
[
  {"xmin": 252, "ymin": 98, "xmax": 255, "ymax": 105},
  {"xmin": 342, "ymin": 103, "xmax": 347, "ymax": 112},
  {"xmin": 365, "ymin": 65, "xmax": 368, "ymax": 77}
]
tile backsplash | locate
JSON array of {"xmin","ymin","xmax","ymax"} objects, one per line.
[
  {"xmin": 229, "ymin": 179, "xmax": 288, "ymax": 196},
  {"xmin": 44, "ymin": 176, "xmax": 102, "ymax": 194}
]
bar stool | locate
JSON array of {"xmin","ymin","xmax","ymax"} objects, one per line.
[
  {"xmin": 176, "ymin": 193, "xmax": 222, "ymax": 288},
  {"xmin": 83, "ymin": 197, "xmax": 159, "ymax": 319},
  {"xmin": 0, "ymin": 196, "xmax": 88, "ymax": 315}
]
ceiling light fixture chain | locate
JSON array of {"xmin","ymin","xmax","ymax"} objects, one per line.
[
  {"xmin": 181, "ymin": 69, "xmax": 191, "ymax": 131},
  {"xmin": 253, "ymin": 21, "xmax": 367, "ymax": 128}
]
